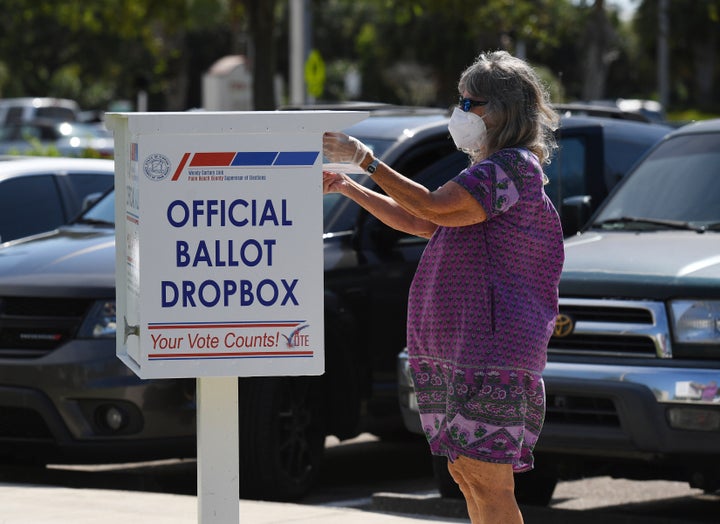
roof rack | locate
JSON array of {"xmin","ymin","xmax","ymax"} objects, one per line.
[{"xmin": 553, "ymin": 103, "xmax": 650, "ymax": 123}]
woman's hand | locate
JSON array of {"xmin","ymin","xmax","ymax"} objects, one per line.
[
  {"xmin": 322, "ymin": 170, "xmax": 350, "ymax": 194},
  {"xmin": 323, "ymin": 131, "xmax": 371, "ymax": 165}
]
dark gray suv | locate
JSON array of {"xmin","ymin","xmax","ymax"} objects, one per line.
[{"xmin": 0, "ymin": 189, "xmax": 196, "ymax": 465}]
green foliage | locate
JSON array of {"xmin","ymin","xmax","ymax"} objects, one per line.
[
  {"xmin": 668, "ymin": 108, "xmax": 720, "ymax": 124},
  {"xmin": 4, "ymin": 137, "xmax": 104, "ymax": 158},
  {"xmin": 312, "ymin": 0, "xmax": 584, "ymax": 106},
  {"xmin": 0, "ymin": 0, "xmax": 230, "ymax": 108},
  {"xmin": 0, "ymin": 0, "xmax": 717, "ymax": 115},
  {"xmin": 634, "ymin": 0, "xmax": 720, "ymax": 111}
]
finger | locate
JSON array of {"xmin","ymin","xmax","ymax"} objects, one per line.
[{"xmin": 323, "ymin": 131, "xmax": 344, "ymax": 147}]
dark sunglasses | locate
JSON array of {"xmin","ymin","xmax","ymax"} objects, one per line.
[{"xmin": 458, "ymin": 96, "xmax": 489, "ymax": 112}]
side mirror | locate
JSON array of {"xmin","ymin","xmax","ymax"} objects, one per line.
[
  {"xmin": 81, "ymin": 192, "xmax": 103, "ymax": 211},
  {"xmin": 561, "ymin": 195, "xmax": 592, "ymax": 236}
]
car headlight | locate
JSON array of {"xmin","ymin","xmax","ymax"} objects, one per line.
[
  {"xmin": 670, "ymin": 300, "xmax": 720, "ymax": 344},
  {"xmin": 78, "ymin": 300, "xmax": 117, "ymax": 338}
]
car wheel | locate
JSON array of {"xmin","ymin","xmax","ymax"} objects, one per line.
[
  {"xmin": 237, "ymin": 376, "xmax": 326, "ymax": 501},
  {"xmin": 514, "ymin": 467, "xmax": 558, "ymax": 506},
  {"xmin": 432, "ymin": 455, "xmax": 558, "ymax": 506}
]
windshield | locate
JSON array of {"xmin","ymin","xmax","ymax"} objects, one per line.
[
  {"xmin": 322, "ymin": 136, "xmax": 395, "ymax": 233},
  {"xmin": 593, "ymin": 132, "xmax": 720, "ymax": 230},
  {"xmin": 80, "ymin": 189, "xmax": 116, "ymax": 225},
  {"xmin": 353, "ymin": 137, "xmax": 395, "ymax": 159}
]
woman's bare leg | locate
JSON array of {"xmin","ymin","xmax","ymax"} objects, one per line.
[{"xmin": 447, "ymin": 456, "xmax": 523, "ymax": 524}]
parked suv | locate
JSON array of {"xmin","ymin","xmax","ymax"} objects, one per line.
[
  {"xmin": 0, "ymin": 109, "xmax": 669, "ymax": 500},
  {"xmin": 399, "ymin": 118, "xmax": 720, "ymax": 503},
  {"xmin": 0, "ymin": 189, "xmax": 196, "ymax": 466}
]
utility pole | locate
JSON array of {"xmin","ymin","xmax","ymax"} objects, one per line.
[{"xmin": 289, "ymin": 0, "xmax": 309, "ymax": 106}]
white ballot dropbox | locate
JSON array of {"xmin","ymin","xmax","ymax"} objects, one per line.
[{"xmin": 107, "ymin": 110, "xmax": 367, "ymax": 523}]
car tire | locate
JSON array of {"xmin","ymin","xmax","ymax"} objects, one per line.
[
  {"xmin": 431, "ymin": 455, "xmax": 558, "ymax": 506},
  {"xmin": 237, "ymin": 376, "xmax": 326, "ymax": 501},
  {"xmin": 514, "ymin": 467, "xmax": 558, "ymax": 506}
]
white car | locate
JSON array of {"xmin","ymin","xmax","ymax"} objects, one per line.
[{"xmin": 0, "ymin": 156, "xmax": 114, "ymax": 243}]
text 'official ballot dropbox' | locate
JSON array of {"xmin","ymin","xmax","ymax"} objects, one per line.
[{"xmin": 107, "ymin": 110, "xmax": 367, "ymax": 523}]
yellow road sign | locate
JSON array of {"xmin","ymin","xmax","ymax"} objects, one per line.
[{"xmin": 304, "ymin": 50, "xmax": 326, "ymax": 98}]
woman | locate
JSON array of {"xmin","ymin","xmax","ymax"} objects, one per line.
[{"xmin": 323, "ymin": 50, "xmax": 564, "ymax": 524}]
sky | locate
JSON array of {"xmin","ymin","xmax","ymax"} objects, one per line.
[{"xmin": 610, "ymin": 0, "xmax": 640, "ymax": 20}]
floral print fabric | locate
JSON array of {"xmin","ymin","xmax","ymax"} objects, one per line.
[{"xmin": 407, "ymin": 148, "xmax": 564, "ymax": 471}]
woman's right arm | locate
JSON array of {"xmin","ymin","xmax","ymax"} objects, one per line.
[{"xmin": 323, "ymin": 171, "xmax": 438, "ymax": 239}]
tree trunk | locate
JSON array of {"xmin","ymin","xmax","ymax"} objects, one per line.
[
  {"xmin": 581, "ymin": 0, "xmax": 617, "ymax": 101},
  {"xmin": 247, "ymin": 0, "xmax": 277, "ymax": 110},
  {"xmin": 693, "ymin": 33, "xmax": 716, "ymax": 109}
]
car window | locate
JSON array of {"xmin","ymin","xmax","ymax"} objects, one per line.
[
  {"xmin": 323, "ymin": 140, "xmax": 461, "ymax": 236},
  {"xmin": 363, "ymin": 148, "xmax": 467, "ymax": 245},
  {"xmin": 66, "ymin": 172, "xmax": 114, "ymax": 200},
  {"xmin": 0, "ymin": 125, "xmax": 23, "ymax": 141},
  {"xmin": 323, "ymin": 173, "xmax": 364, "ymax": 233},
  {"xmin": 358, "ymin": 138, "xmax": 396, "ymax": 159},
  {"xmin": 411, "ymin": 149, "xmax": 468, "ymax": 190},
  {"xmin": 545, "ymin": 136, "xmax": 587, "ymax": 208},
  {"xmin": 81, "ymin": 189, "xmax": 116, "ymax": 225},
  {"xmin": 595, "ymin": 133, "xmax": 720, "ymax": 226},
  {"xmin": 12, "ymin": 124, "xmax": 44, "ymax": 140},
  {"xmin": 321, "ymin": 137, "xmax": 398, "ymax": 234},
  {"xmin": 36, "ymin": 107, "xmax": 77, "ymax": 122},
  {"xmin": 0, "ymin": 175, "xmax": 65, "ymax": 243},
  {"xmin": 4, "ymin": 107, "xmax": 23, "ymax": 125},
  {"xmin": 603, "ymin": 134, "xmax": 656, "ymax": 189}
]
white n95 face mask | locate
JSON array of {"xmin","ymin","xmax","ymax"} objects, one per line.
[{"xmin": 448, "ymin": 106, "xmax": 487, "ymax": 152}]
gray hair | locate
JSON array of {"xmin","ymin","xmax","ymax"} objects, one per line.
[{"xmin": 458, "ymin": 50, "xmax": 559, "ymax": 165}]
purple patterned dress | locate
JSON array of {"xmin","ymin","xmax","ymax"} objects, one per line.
[{"xmin": 407, "ymin": 147, "xmax": 564, "ymax": 472}]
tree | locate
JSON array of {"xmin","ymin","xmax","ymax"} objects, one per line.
[
  {"xmin": 0, "ymin": 0, "xmax": 231, "ymax": 110},
  {"xmin": 580, "ymin": 0, "xmax": 619, "ymax": 100},
  {"xmin": 240, "ymin": 0, "xmax": 279, "ymax": 110},
  {"xmin": 4, "ymin": 0, "xmax": 714, "ymax": 115},
  {"xmin": 635, "ymin": 0, "xmax": 720, "ymax": 111},
  {"xmin": 311, "ymin": 0, "xmax": 580, "ymax": 106}
]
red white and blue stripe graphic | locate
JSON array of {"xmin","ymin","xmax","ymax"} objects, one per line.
[{"xmin": 171, "ymin": 151, "xmax": 320, "ymax": 181}]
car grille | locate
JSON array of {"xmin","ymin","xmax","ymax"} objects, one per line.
[
  {"xmin": 545, "ymin": 394, "xmax": 620, "ymax": 427},
  {"xmin": 549, "ymin": 298, "xmax": 671, "ymax": 358},
  {"xmin": 0, "ymin": 297, "xmax": 92, "ymax": 358},
  {"xmin": 0, "ymin": 406, "xmax": 53, "ymax": 439}
]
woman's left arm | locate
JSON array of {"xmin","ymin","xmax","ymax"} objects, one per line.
[
  {"xmin": 323, "ymin": 131, "xmax": 486, "ymax": 227},
  {"xmin": 359, "ymin": 155, "xmax": 487, "ymax": 227}
]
